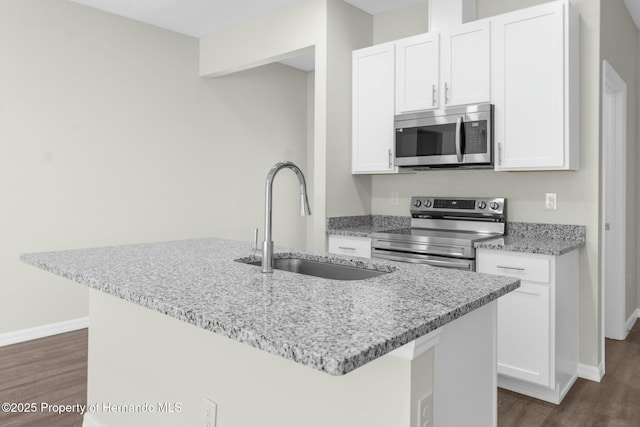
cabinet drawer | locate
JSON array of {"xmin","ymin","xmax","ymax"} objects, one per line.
[
  {"xmin": 328, "ymin": 235, "xmax": 371, "ymax": 258},
  {"xmin": 477, "ymin": 250, "xmax": 551, "ymax": 284}
]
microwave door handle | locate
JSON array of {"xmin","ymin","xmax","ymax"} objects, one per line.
[{"xmin": 455, "ymin": 116, "xmax": 464, "ymax": 162}]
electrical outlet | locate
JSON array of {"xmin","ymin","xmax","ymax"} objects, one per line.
[
  {"xmin": 390, "ymin": 192, "xmax": 400, "ymax": 206},
  {"xmin": 418, "ymin": 392, "xmax": 433, "ymax": 427},
  {"xmin": 203, "ymin": 398, "xmax": 217, "ymax": 427},
  {"xmin": 545, "ymin": 193, "xmax": 557, "ymax": 210}
]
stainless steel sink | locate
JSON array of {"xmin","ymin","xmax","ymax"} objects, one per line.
[{"xmin": 240, "ymin": 257, "xmax": 389, "ymax": 281}]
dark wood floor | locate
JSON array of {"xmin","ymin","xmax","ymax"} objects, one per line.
[
  {"xmin": 499, "ymin": 319, "xmax": 640, "ymax": 427},
  {"xmin": 0, "ymin": 322, "xmax": 638, "ymax": 427},
  {"xmin": 0, "ymin": 329, "xmax": 87, "ymax": 427}
]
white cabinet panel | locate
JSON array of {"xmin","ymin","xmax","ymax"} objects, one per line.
[
  {"xmin": 395, "ymin": 33, "xmax": 440, "ymax": 113},
  {"xmin": 395, "ymin": 20, "xmax": 490, "ymax": 113},
  {"xmin": 492, "ymin": 0, "xmax": 579, "ymax": 171},
  {"xmin": 476, "ymin": 250, "xmax": 550, "ymax": 284},
  {"xmin": 352, "ymin": 43, "xmax": 397, "ymax": 174},
  {"xmin": 441, "ymin": 20, "xmax": 491, "ymax": 107},
  {"xmin": 328, "ymin": 235, "xmax": 371, "ymax": 258},
  {"xmin": 497, "ymin": 282, "xmax": 551, "ymax": 386},
  {"xmin": 477, "ymin": 247, "xmax": 579, "ymax": 404}
]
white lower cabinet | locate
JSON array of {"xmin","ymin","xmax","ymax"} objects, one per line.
[
  {"xmin": 327, "ymin": 235, "xmax": 371, "ymax": 258},
  {"xmin": 476, "ymin": 248, "xmax": 578, "ymax": 404},
  {"xmin": 497, "ymin": 282, "xmax": 551, "ymax": 386}
]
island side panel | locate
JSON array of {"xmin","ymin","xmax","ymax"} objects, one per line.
[
  {"xmin": 85, "ymin": 289, "xmax": 431, "ymax": 427},
  {"xmin": 434, "ymin": 301, "xmax": 498, "ymax": 427}
]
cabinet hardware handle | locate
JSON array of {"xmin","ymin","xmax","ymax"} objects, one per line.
[
  {"xmin": 497, "ymin": 142, "xmax": 503, "ymax": 165},
  {"xmin": 388, "ymin": 148, "xmax": 392, "ymax": 169},
  {"xmin": 432, "ymin": 84, "xmax": 437, "ymax": 106},
  {"xmin": 338, "ymin": 246, "xmax": 356, "ymax": 250},
  {"xmin": 445, "ymin": 82, "xmax": 449, "ymax": 105},
  {"xmin": 497, "ymin": 265, "xmax": 525, "ymax": 271}
]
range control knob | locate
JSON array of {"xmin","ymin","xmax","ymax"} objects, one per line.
[
  {"xmin": 413, "ymin": 200, "xmax": 422, "ymax": 208},
  {"xmin": 424, "ymin": 200, "xmax": 433, "ymax": 208},
  {"xmin": 477, "ymin": 201, "xmax": 487, "ymax": 209},
  {"xmin": 490, "ymin": 202, "xmax": 500, "ymax": 210}
]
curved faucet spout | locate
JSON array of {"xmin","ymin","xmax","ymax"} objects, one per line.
[{"xmin": 262, "ymin": 161, "xmax": 312, "ymax": 273}]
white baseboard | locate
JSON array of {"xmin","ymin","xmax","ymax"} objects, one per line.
[
  {"xmin": 577, "ymin": 362, "xmax": 604, "ymax": 382},
  {"xmin": 626, "ymin": 308, "xmax": 640, "ymax": 332},
  {"xmin": 0, "ymin": 317, "xmax": 89, "ymax": 347}
]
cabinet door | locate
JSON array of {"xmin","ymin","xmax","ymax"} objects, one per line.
[
  {"xmin": 395, "ymin": 33, "xmax": 440, "ymax": 113},
  {"xmin": 497, "ymin": 282, "xmax": 551, "ymax": 387},
  {"xmin": 441, "ymin": 20, "xmax": 491, "ymax": 107},
  {"xmin": 352, "ymin": 44, "xmax": 397, "ymax": 174},
  {"xmin": 492, "ymin": 2, "xmax": 565, "ymax": 170}
]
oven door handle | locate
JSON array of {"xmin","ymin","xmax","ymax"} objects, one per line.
[
  {"xmin": 372, "ymin": 239, "xmax": 469, "ymax": 258},
  {"xmin": 455, "ymin": 116, "xmax": 464, "ymax": 163},
  {"xmin": 372, "ymin": 249, "xmax": 473, "ymax": 270}
]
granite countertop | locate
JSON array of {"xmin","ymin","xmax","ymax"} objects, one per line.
[
  {"xmin": 21, "ymin": 238, "xmax": 518, "ymax": 376},
  {"xmin": 327, "ymin": 216, "xmax": 586, "ymax": 256},
  {"xmin": 326, "ymin": 215, "xmax": 410, "ymax": 237},
  {"xmin": 474, "ymin": 222, "xmax": 586, "ymax": 256}
]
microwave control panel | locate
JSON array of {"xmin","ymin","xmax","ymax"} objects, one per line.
[{"xmin": 464, "ymin": 121, "xmax": 488, "ymax": 154}]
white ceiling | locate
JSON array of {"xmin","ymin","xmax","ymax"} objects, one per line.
[
  {"xmin": 70, "ymin": 0, "xmax": 420, "ymax": 38},
  {"xmin": 70, "ymin": 0, "xmax": 420, "ymax": 73}
]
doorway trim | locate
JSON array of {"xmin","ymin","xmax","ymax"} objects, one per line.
[{"xmin": 601, "ymin": 60, "xmax": 628, "ymax": 358}]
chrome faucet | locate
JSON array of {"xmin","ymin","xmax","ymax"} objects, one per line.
[{"xmin": 262, "ymin": 161, "xmax": 311, "ymax": 273}]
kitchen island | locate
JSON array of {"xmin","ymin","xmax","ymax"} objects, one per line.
[{"xmin": 22, "ymin": 238, "xmax": 518, "ymax": 427}]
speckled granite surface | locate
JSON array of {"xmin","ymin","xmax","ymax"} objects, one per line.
[
  {"xmin": 21, "ymin": 238, "xmax": 518, "ymax": 376},
  {"xmin": 326, "ymin": 215, "xmax": 410, "ymax": 237},
  {"xmin": 475, "ymin": 222, "xmax": 586, "ymax": 256}
]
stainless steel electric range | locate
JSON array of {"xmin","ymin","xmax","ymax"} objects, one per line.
[{"xmin": 371, "ymin": 196, "xmax": 506, "ymax": 271}]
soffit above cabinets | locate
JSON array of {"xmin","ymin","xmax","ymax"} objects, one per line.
[
  {"xmin": 345, "ymin": 0, "xmax": 422, "ymax": 15},
  {"xmin": 70, "ymin": 0, "xmax": 421, "ymax": 38}
]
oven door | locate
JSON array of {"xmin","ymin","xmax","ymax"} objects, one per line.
[
  {"xmin": 394, "ymin": 104, "xmax": 492, "ymax": 167},
  {"xmin": 372, "ymin": 248, "xmax": 475, "ymax": 271}
]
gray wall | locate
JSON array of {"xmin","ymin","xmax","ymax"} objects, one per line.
[
  {"xmin": 0, "ymin": 0, "xmax": 309, "ymax": 334},
  {"xmin": 370, "ymin": 0, "xmax": 605, "ymax": 366}
]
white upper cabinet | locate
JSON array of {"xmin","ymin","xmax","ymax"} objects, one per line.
[
  {"xmin": 395, "ymin": 33, "xmax": 440, "ymax": 114},
  {"xmin": 492, "ymin": 0, "xmax": 579, "ymax": 171},
  {"xmin": 352, "ymin": 0, "xmax": 579, "ymax": 175},
  {"xmin": 352, "ymin": 43, "xmax": 398, "ymax": 174},
  {"xmin": 395, "ymin": 20, "xmax": 490, "ymax": 114},
  {"xmin": 441, "ymin": 20, "xmax": 491, "ymax": 107}
]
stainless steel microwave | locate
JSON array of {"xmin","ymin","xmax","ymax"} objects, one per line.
[{"xmin": 394, "ymin": 103, "xmax": 493, "ymax": 169}]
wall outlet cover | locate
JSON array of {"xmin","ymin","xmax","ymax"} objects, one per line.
[
  {"xmin": 545, "ymin": 193, "xmax": 557, "ymax": 210},
  {"xmin": 418, "ymin": 392, "xmax": 433, "ymax": 427}
]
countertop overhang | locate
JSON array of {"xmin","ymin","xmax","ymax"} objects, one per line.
[{"xmin": 21, "ymin": 237, "xmax": 518, "ymax": 375}]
